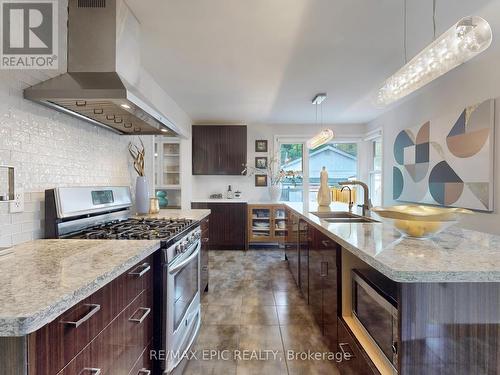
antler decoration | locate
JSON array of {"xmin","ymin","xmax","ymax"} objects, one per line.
[{"xmin": 128, "ymin": 138, "xmax": 145, "ymax": 176}]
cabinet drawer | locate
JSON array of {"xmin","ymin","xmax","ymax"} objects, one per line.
[
  {"xmin": 337, "ymin": 318, "xmax": 380, "ymax": 375},
  {"xmin": 57, "ymin": 288, "xmax": 153, "ymax": 375},
  {"xmin": 28, "ymin": 256, "xmax": 154, "ymax": 375},
  {"xmin": 128, "ymin": 344, "xmax": 153, "ymax": 375},
  {"xmin": 120, "ymin": 255, "xmax": 154, "ymax": 308}
]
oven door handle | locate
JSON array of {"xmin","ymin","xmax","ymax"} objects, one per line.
[{"xmin": 169, "ymin": 241, "xmax": 201, "ymax": 275}]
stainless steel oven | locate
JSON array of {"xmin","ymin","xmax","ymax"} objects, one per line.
[
  {"xmin": 352, "ymin": 269, "xmax": 398, "ymax": 372},
  {"xmin": 163, "ymin": 229, "xmax": 202, "ymax": 374}
]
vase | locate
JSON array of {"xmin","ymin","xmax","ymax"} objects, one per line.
[
  {"xmin": 269, "ymin": 184, "xmax": 282, "ymax": 202},
  {"xmin": 317, "ymin": 166, "xmax": 332, "ymax": 207},
  {"xmin": 135, "ymin": 176, "xmax": 150, "ymax": 214},
  {"xmin": 156, "ymin": 190, "xmax": 168, "ymax": 208}
]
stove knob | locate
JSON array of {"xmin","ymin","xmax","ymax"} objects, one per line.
[
  {"xmin": 176, "ymin": 245, "xmax": 182, "ymax": 254},
  {"xmin": 181, "ymin": 241, "xmax": 189, "ymax": 252}
]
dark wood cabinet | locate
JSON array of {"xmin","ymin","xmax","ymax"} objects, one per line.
[
  {"xmin": 298, "ymin": 219, "xmax": 309, "ymax": 302},
  {"xmin": 337, "ymin": 318, "xmax": 380, "ymax": 375},
  {"xmin": 307, "ymin": 227, "xmax": 340, "ymax": 350},
  {"xmin": 28, "ymin": 255, "xmax": 155, "ymax": 375},
  {"xmin": 192, "ymin": 125, "xmax": 247, "ymax": 175},
  {"xmin": 200, "ymin": 216, "xmax": 210, "ymax": 292},
  {"xmin": 191, "ymin": 203, "xmax": 247, "ymax": 250},
  {"xmin": 285, "ymin": 209, "xmax": 300, "ymax": 286}
]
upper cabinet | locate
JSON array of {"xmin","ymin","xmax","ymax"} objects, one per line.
[{"xmin": 192, "ymin": 125, "xmax": 247, "ymax": 175}]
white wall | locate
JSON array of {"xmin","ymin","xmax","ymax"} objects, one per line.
[
  {"xmin": 367, "ymin": 0, "xmax": 500, "ymax": 234},
  {"xmin": 191, "ymin": 123, "xmax": 367, "ymax": 202},
  {"xmin": 0, "ymin": 0, "xmax": 191, "ymax": 246},
  {"xmin": 0, "ymin": 71, "xmax": 134, "ymax": 247}
]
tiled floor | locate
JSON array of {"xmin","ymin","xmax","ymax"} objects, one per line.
[{"xmin": 184, "ymin": 249, "xmax": 340, "ymax": 375}]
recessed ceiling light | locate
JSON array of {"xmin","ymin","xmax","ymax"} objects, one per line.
[
  {"xmin": 120, "ymin": 103, "xmax": 131, "ymax": 109},
  {"xmin": 161, "ymin": 128, "xmax": 169, "ymax": 133}
]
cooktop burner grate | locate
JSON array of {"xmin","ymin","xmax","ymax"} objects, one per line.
[{"xmin": 69, "ymin": 218, "xmax": 195, "ymax": 240}]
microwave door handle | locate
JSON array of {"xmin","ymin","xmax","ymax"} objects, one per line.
[{"xmin": 169, "ymin": 242, "xmax": 200, "ymax": 275}]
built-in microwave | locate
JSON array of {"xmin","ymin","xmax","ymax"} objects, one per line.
[{"xmin": 352, "ymin": 269, "xmax": 398, "ymax": 372}]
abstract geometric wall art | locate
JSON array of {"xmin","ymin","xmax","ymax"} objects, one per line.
[{"xmin": 393, "ymin": 99, "xmax": 494, "ymax": 211}]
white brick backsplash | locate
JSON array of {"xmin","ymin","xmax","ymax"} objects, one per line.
[{"xmin": 0, "ymin": 68, "xmax": 137, "ymax": 246}]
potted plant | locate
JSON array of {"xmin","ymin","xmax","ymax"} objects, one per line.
[{"xmin": 242, "ymin": 157, "xmax": 302, "ymax": 202}]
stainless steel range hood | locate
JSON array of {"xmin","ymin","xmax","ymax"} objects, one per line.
[{"xmin": 24, "ymin": 0, "xmax": 178, "ymax": 136}]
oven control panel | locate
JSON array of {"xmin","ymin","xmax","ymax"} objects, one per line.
[{"xmin": 175, "ymin": 229, "xmax": 201, "ymax": 255}]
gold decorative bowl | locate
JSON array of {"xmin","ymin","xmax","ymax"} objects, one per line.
[{"xmin": 372, "ymin": 205, "xmax": 473, "ymax": 239}]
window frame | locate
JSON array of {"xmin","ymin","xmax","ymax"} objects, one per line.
[
  {"xmin": 366, "ymin": 131, "xmax": 383, "ymax": 207},
  {"xmin": 274, "ymin": 135, "xmax": 363, "ymax": 203}
]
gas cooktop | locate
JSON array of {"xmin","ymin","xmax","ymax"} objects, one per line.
[{"xmin": 69, "ymin": 218, "xmax": 196, "ymax": 240}]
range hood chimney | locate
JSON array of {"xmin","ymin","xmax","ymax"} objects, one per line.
[{"xmin": 24, "ymin": 0, "xmax": 178, "ymax": 136}]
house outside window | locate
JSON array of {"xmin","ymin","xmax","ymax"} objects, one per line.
[
  {"xmin": 278, "ymin": 140, "xmax": 359, "ymax": 203},
  {"xmin": 279, "ymin": 143, "xmax": 303, "ymax": 202},
  {"xmin": 307, "ymin": 143, "xmax": 358, "ymax": 202}
]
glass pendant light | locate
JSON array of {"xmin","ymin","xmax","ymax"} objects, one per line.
[
  {"xmin": 377, "ymin": 15, "xmax": 492, "ymax": 106},
  {"xmin": 306, "ymin": 129, "xmax": 334, "ymax": 149},
  {"xmin": 307, "ymin": 93, "xmax": 334, "ymax": 149}
]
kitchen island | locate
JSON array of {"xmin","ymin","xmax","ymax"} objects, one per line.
[
  {"xmin": 285, "ymin": 202, "xmax": 500, "ymax": 375},
  {"xmin": 0, "ymin": 208, "xmax": 210, "ymax": 375}
]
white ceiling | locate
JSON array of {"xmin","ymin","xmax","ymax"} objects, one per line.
[{"xmin": 126, "ymin": 0, "xmax": 494, "ymax": 125}]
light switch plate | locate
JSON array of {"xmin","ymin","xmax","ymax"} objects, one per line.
[{"xmin": 9, "ymin": 189, "xmax": 24, "ymax": 213}]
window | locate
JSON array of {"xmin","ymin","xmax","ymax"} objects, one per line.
[
  {"xmin": 279, "ymin": 143, "xmax": 303, "ymax": 202},
  {"xmin": 308, "ymin": 143, "xmax": 358, "ymax": 202},
  {"xmin": 369, "ymin": 137, "xmax": 382, "ymax": 206},
  {"xmin": 277, "ymin": 138, "xmax": 362, "ymax": 203}
]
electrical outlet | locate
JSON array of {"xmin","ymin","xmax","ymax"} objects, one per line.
[{"xmin": 9, "ymin": 189, "xmax": 24, "ymax": 213}]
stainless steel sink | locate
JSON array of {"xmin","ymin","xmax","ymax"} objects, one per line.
[
  {"xmin": 310, "ymin": 211, "xmax": 355, "ymax": 219},
  {"xmin": 310, "ymin": 211, "xmax": 379, "ymax": 223}
]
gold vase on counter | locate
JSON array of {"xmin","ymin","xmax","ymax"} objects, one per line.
[{"xmin": 149, "ymin": 198, "xmax": 160, "ymax": 214}]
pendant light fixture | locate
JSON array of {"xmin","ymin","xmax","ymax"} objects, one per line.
[
  {"xmin": 377, "ymin": 0, "xmax": 492, "ymax": 106},
  {"xmin": 307, "ymin": 93, "xmax": 334, "ymax": 149}
]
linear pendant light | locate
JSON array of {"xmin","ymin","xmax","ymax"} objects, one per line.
[
  {"xmin": 307, "ymin": 93, "xmax": 334, "ymax": 149},
  {"xmin": 377, "ymin": 15, "xmax": 492, "ymax": 106},
  {"xmin": 307, "ymin": 128, "xmax": 334, "ymax": 149}
]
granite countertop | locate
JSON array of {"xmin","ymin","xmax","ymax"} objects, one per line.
[
  {"xmin": 0, "ymin": 209, "xmax": 211, "ymax": 337},
  {"xmin": 0, "ymin": 240, "xmax": 161, "ymax": 336},
  {"xmin": 286, "ymin": 202, "xmax": 500, "ymax": 283}
]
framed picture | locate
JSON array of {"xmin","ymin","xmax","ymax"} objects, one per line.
[
  {"xmin": 255, "ymin": 156, "xmax": 268, "ymax": 169},
  {"xmin": 255, "ymin": 140, "xmax": 268, "ymax": 152},
  {"xmin": 255, "ymin": 174, "xmax": 268, "ymax": 187}
]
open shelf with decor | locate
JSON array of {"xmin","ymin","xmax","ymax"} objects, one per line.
[
  {"xmin": 154, "ymin": 137, "xmax": 182, "ymax": 209},
  {"xmin": 248, "ymin": 204, "xmax": 288, "ymax": 244}
]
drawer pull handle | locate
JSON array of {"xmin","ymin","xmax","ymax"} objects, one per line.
[
  {"xmin": 320, "ymin": 261, "xmax": 328, "ymax": 277},
  {"xmin": 138, "ymin": 370, "xmax": 151, "ymax": 375},
  {"xmin": 129, "ymin": 263, "xmax": 151, "ymax": 278},
  {"xmin": 339, "ymin": 343, "xmax": 354, "ymax": 359},
  {"xmin": 129, "ymin": 307, "xmax": 151, "ymax": 324},
  {"xmin": 61, "ymin": 304, "xmax": 101, "ymax": 328},
  {"xmin": 79, "ymin": 368, "xmax": 101, "ymax": 375}
]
